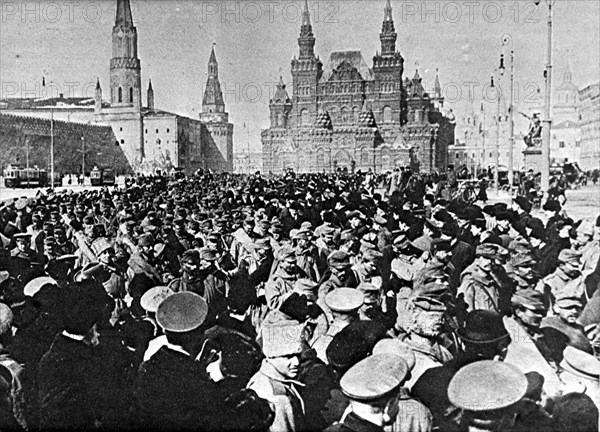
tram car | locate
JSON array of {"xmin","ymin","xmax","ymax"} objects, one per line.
[
  {"xmin": 3, "ymin": 165, "xmax": 54, "ymax": 188},
  {"xmin": 90, "ymin": 166, "xmax": 116, "ymax": 186}
]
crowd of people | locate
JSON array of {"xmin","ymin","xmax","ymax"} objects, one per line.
[{"xmin": 0, "ymin": 169, "xmax": 598, "ymax": 432}]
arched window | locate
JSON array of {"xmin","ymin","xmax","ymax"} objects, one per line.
[
  {"xmin": 277, "ymin": 113, "xmax": 284, "ymax": 127},
  {"xmin": 301, "ymin": 109, "xmax": 310, "ymax": 126},
  {"xmin": 383, "ymin": 106, "xmax": 393, "ymax": 123},
  {"xmin": 340, "ymin": 107, "xmax": 349, "ymax": 123},
  {"xmin": 118, "ymin": 87, "xmax": 122, "ymax": 103},
  {"xmin": 130, "ymin": 87, "xmax": 134, "ymax": 103},
  {"xmin": 316, "ymin": 149, "xmax": 325, "ymax": 170},
  {"xmin": 352, "ymin": 106, "xmax": 360, "ymax": 123}
]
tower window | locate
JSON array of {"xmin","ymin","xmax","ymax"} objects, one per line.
[
  {"xmin": 167, "ymin": 129, "xmax": 170, "ymax": 133},
  {"xmin": 120, "ymin": 127, "xmax": 123, "ymax": 132},
  {"xmin": 120, "ymin": 139, "xmax": 125, "ymax": 144},
  {"xmin": 130, "ymin": 87, "xmax": 134, "ymax": 103},
  {"xmin": 156, "ymin": 129, "xmax": 159, "ymax": 133},
  {"xmin": 118, "ymin": 87, "xmax": 122, "ymax": 103}
]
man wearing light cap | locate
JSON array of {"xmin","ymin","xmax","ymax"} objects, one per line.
[
  {"xmin": 312, "ymin": 288, "xmax": 364, "ymax": 364},
  {"xmin": 136, "ymin": 292, "xmax": 218, "ymax": 430},
  {"xmin": 265, "ymin": 246, "xmax": 307, "ymax": 313},
  {"xmin": 323, "ymin": 354, "xmax": 408, "ymax": 432},
  {"xmin": 508, "ymin": 253, "xmax": 539, "ymax": 291},
  {"xmin": 352, "ymin": 248, "xmax": 384, "ymax": 291},
  {"xmin": 248, "ymin": 320, "xmax": 306, "ymax": 432},
  {"xmin": 447, "ymin": 360, "xmax": 528, "ymax": 431},
  {"xmin": 540, "ymin": 248, "xmax": 583, "ymax": 311}
]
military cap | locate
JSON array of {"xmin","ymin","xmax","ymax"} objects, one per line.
[
  {"xmin": 257, "ymin": 219, "xmax": 270, "ymax": 229},
  {"xmin": 261, "ymin": 319, "xmax": 305, "ymax": 358},
  {"xmin": 140, "ymin": 286, "xmax": 175, "ymax": 313},
  {"xmin": 543, "ymin": 199, "xmax": 561, "ymax": 213},
  {"xmin": 558, "ymin": 249, "xmax": 582, "ymax": 265},
  {"xmin": 524, "ymin": 372, "xmax": 545, "ymax": 401},
  {"xmin": 362, "ymin": 249, "xmax": 384, "ymax": 263},
  {"xmin": 457, "ymin": 310, "xmax": 509, "ymax": 345},
  {"xmin": 325, "ymin": 288, "xmax": 364, "ymax": 313},
  {"xmin": 410, "ymin": 236, "xmax": 431, "ymax": 253},
  {"xmin": 180, "ymin": 249, "xmax": 200, "ymax": 265},
  {"xmin": 431, "ymin": 238, "xmax": 452, "ymax": 252},
  {"xmin": 327, "ymin": 250, "xmax": 350, "ymax": 269},
  {"xmin": 373, "ymin": 215, "xmax": 387, "ymax": 226},
  {"xmin": 357, "ymin": 283, "xmax": 379, "ymax": 304},
  {"xmin": 475, "ymin": 243, "xmax": 497, "ymax": 259},
  {"xmin": 278, "ymin": 245, "xmax": 296, "ymax": 262},
  {"xmin": 372, "ymin": 339, "xmax": 416, "ymax": 371},
  {"xmin": 14, "ymin": 198, "xmax": 28, "ymax": 210},
  {"xmin": 393, "ymin": 234, "xmax": 409, "ymax": 248},
  {"xmin": 253, "ymin": 238, "xmax": 272, "ymax": 250},
  {"xmin": 206, "ymin": 232, "xmax": 221, "ymax": 243},
  {"xmin": 300, "ymin": 221, "xmax": 313, "ymax": 231},
  {"xmin": 270, "ymin": 222, "xmax": 283, "ymax": 234},
  {"xmin": 83, "ymin": 215, "xmax": 95, "ymax": 225},
  {"xmin": 199, "ymin": 248, "xmax": 218, "ymax": 262},
  {"xmin": 91, "ymin": 237, "xmax": 113, "ymax": 256},
  {"xmin": 0, "ymin": 271, "xmax": 9, "ymax": 286},
  {"xmin": 14, "ymin": 233, "xmax": 31, "ymax": 241},
  {"xmin": 137, "ymin": 233, "xmax": 154, "ymax": 247},
  {"xmin": 441, "ymin": 223, "xmax": 459, "ymax": 239},
  {"xmin": 294, "ymin": 278, "xmax": 318, "ymax": 299},
  {"xmin": 576, "ymin": 220, "xmax": 594, "ymax": 237},
  {"xmin": 45, "ymin": 254, "xmax": 77, "ymax": 280},
  {"xmin": 320, "ymin": 226, "xmax": 336, "ymax": 237},
  {"xmin": 23, "ymin": 276, "xmax": 58, "ymax": 297},
  {"xmin": 340, "ymin": 354, "xmax": 408, "ymax": 401},
  {"xmin": 156, "ymin": 292, "xmax": 208, "ymax": 333},
  {"xmin": 340, "ymin": 230, "xmax": 358, "ymax": 243},
  {"xmin": 496, "ymin": 211, "xmax": 511, "ymax": 222},
  {"xmin": 347, "ymin": 210, "xmax": 364, "ymax": 220},
  {"xmin": 295, "ymin": 228, "xmax": 312, "ymax": 240},
  {"xmin": 448, "ymin": 360, "xmax": 527, "ymax": 411},
  {"xmin": 243, "ymin": 216, "xmax": 255, "ymax": 224},
  {"xmin": 0, "ymin": 303, "xmax": 14, "ymax": 336},
  {"xmin": 510, "ymin": 253, "xmax": 535, "ymax": 268},
  {"xmin": 560, "ymin": 346, "xmax": 599, "ymax": 381},
  {"xmin": 511, "ymin": 289, "xmax": 546, "ymax": 311},
  {"xmin": 409, "ymin": 295, "xmax": 446, "ymax": 312},
  {"xmin": 413, "ymin": 279, "xmax": 450, "ymax": 301},
  {"xmin": 554, "ymin": 286, "xmax": 583, "ymax": 308}
]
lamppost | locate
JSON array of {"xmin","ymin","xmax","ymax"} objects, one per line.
[
  {"xmin": 501, "ymin": 34, "xmax": 515, "ymax": 204},
  {"xmin": 536, "ymin": 0, "xmax": 555, "ymax": 194},
  {"xmin": 81, "ymin": 135, "xmax": 85, "ymax": 182},
  {"xmin": 490, "ymin": 66, "xmax": 504, "ymax": 196}
]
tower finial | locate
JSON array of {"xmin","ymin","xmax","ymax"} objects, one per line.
[
  {"xmin": 384, "ymin": 0, "xmax": 393, "ymax": 21},
  {"xmin": 115, "ymin": 0, "xmax": 133, "ymax": 26},
  {"xmin": 302, "ymin": 0, "xmax": 311, "ymax": 26},
  {"xmin": 380, "ymin": 0, "xmax": 397, "ymax": 55}
]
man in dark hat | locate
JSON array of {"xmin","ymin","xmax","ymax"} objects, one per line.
[
  {"xmin": 323, "ymin": 354, "xmax": 408, "ymax": 432},
  {"xmin": 136, "ymin": 292, "xmax": 219, "ymax": 430},
  {"xmin": 36, "ymin": 280, "xmax": 114, "ymax": 430},
  {"xmin": 413, "ymin": 309, "xmax": 512, "ymax": 431}
]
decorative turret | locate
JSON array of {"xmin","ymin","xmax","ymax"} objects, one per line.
[
  {"xmin": 359, "ymin": 109, "xmax": 377, "ymax": 128},
  {"xmin": 94, "ymin": 78, "xmax": 102, "ymax": 113},
  {"xmin": 110, "ymin": 0, "xmax": 141, "ymax": 110},
  {"xmin": 298, "ymin": 0, "xmax": 316, "ymax": 59},
  {"xmin": 270, "ymin": 76, "xmax": 293, "ymax": 128},
  {"xmin": 147, "ymin": 79, "xmax": 154, "ymax": 110},
  {"xmin": 380, "ymin": 0, "xmax": 397, "ymax": 56},
  {"xmin": 314, "ymin": 110, "xmax": 333, "ymax": 129}
]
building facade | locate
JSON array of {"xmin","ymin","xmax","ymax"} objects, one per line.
[
  {"xmin": 233, "ymin": 152, "xmax": 263, "ymax": 174},
  {"xmin": 579, "ymin": 82, "xmax": 600, "ymax": 171},
  {"xmin": 261, "ymin": 0, "xmax": 455, "ymax": 175}
]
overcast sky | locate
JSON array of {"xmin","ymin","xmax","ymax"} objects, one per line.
[{"xmin": 1, "ymin": 0, "xmax": 599, "ymax": 151}]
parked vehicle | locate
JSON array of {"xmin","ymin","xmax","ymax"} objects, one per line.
[{"xmin": 90, "ymin": 166, "xmax": 116, "ymax": 186}]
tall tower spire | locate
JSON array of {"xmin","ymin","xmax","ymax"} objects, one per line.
[
  {"xmin": 298, "ymin": 0, "xmax": 316, "ymax": 59},
  {"xmin": 110, "ymin": 0, "xmax": 141, "ymax": 110},
  {"xmin": 202, "ymin": 45, "xmax": 226, "ymax": 116},
  {"xmin": 434, "ymin": 69, "xmax": 442, "ymax": 99},
  {"xmin": 147, "ymin": 79, "xmax": 154, "ymax": 110},
  {"xmin": 380, "ymin": 0, "xmax": 397, "ymax": 55}
]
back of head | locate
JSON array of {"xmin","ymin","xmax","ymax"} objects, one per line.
[{"xmin": 553, "ymin": 393, "xmax": 599, "ymax": 432}]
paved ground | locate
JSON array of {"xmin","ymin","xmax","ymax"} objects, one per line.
[{"xmin": 485, "ymin": 184, "xmax": 600, "ymax": 223}]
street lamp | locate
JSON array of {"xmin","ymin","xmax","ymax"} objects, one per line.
[
  {"xmin": 490, "ymin": 64, "xmax": 504, "ymax": 196},
  {"xmin": 536, "ymin": 0, "xmax": 555, "ymax": 195},
  {"xmin": 81, "ymin": 135, "xmax": 85, "ymax": 182},
  {"xmin": 502, "ymin": 34, "xmax": 515, "ymax": 204}
]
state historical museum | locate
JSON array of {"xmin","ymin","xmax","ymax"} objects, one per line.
[{"xmin": 261, "ymin": 0, "xmax": 456, "ymax": 174}]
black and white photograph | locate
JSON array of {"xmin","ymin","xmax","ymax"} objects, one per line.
[{"xmin": 0, "ymin": 0, "xmax": 599, "ymax": 430}]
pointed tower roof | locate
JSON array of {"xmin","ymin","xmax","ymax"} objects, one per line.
[
  {"xmin": 115, "ymin": 0, "xmax": 134, "ymax": 26},
  {"xmin": 209, "ymin": 45, "xmax": 217, "ymax": 64},
  {"xmin": 272, "ymin": 76, "xmax": 291, "ymax": 104},
  {"xmin": 379, "ymin": 0, "xmax": 397, "ymax": 55},
  {"xmin": 384, "ymin": 0, "xmax": 393, "ymax": 21},
  {"xmin": 359, "ymin": 109, "xmax": 377, "ymax": 128},
  {"xmin": 96, "ymin": 78, "xmax": 101, "ymax": 90},
  {"xmin": 434, "ymin": 69, "xmax": 441, "ymax": 97},
  {"xmin": 203, "ymin": 46, "xmax": 224, "ymax": 109},
  {"xmin": 148, "ymin": 79, "xmax": 153, "ymax": 91},
  {"xmin": 315, "ymin": 110, "xmax": 333, "ymax": 129},
  {"xmin": 302, "ymin": 0, "xmax": 311, "ymax": 26}
]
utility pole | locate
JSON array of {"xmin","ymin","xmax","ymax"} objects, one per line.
[
  {"xmin": 502, "ymin": 34, "xmax": 515, "ymax": 204},
  {"xmin": 50, "ymin": 106, "xmax": 55, "ymax": 188},
  {"xmin": 81, "ymin": 135, "xmax": 85, "ymax": 183},
  {"xmin": 540, "ymin": 0, "xmax": 555, "ymax": 194}
]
